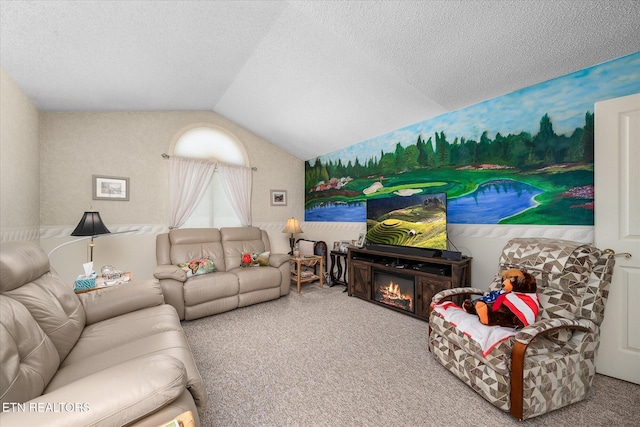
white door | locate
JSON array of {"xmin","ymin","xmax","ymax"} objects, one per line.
[{"xmin": 594, "ymin": 92, "xmax": 640, "ymax": 384}]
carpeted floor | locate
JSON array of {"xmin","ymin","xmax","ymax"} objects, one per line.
[{"xmin": 181, "ymin": 282, "xmax": 640, "ymax": 426}]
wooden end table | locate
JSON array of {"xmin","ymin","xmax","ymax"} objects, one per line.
[
  {"xmin": 290, "ymin": 255, "xmax": 323, "ymax": 293},
  {"xmin": 158, "ymin": 410, "xmax": 195, "ymax": 427},
  {"xmin": 329, "ymin": 250, "xmax": 348, "ymax": 291}
]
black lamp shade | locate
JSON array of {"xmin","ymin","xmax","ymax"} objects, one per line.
[{"xmin": 70, "ymin": 212, "xmax": 111, "ymax": 237}]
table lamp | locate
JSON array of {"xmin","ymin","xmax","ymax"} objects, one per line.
[
  {"xmin": 282, "ymin": 217, "xmax": 303, "ymax": 255},
  {"xmin": 70, "ymin": 211, "xmax": 111, "ymax": 262}
]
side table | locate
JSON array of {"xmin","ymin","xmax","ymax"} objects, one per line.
[
  {"xmin": 75, "ymin": 272, "xmax": 132, "ymax": 294},
  {"xmin": 158, "ymin": 410, "xmax": 195, "ymax": 427},
  {"xmin": 329, "ymin": 250, "xmax": 348, "ymax": 291},
  {"xmin": 290, "ymin": 255, "xmax": 323, "ymax": 293}
]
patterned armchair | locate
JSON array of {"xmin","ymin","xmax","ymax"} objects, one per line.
[{"xmin": 428, "ymin": 238, "xmax": 615, "ymax": 420}]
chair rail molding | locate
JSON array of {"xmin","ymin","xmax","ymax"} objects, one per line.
[
  {"xmin": 0, "ymin": 227, "xmax": 40, "ymax": 242},
  {"xmin": 19, "ymin": 223, "xmax": 593, "ymax": 245},
  {"xmin": 448, "ymin": 224, "xmax": 594, "ymax": 243},
  {"xmin": 40, "ymin": 224, "xmax": 167, "ymax": 239}
]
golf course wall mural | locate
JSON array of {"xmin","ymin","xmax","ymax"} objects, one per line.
[{"xmin": 304, "ymin": 51, "xmax": 640, "ymax": 225}]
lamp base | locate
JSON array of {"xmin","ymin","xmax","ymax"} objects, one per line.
[{"xmin": 289, "ymin": 236, "xmax": 295, "ymax": 255}]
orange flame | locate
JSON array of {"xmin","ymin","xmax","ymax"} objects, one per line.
[{"xmin": 383, "ymin": 280, "xmax": 413, "ymax": 310}]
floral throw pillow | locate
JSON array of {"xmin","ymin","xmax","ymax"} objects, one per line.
[
  {"xmin": 241, "ymin": 251, "xmax": 270, "ymax": 267},
  {"xmin": 177, "ymin": 257, "xmax": 217, "ymax": 278}
]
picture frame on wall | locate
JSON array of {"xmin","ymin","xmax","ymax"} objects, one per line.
[
  {"xmin": 93, "ymin": 175, "xmax": 129, "ymax": 201},
  {"xmin": 270, "ymin": 189, "xmax": 287, "ymax": 206}
]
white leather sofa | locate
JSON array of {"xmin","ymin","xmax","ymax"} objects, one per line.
[
  {"xmin": 0, "ymin": 241, "xmax": 207, "ymax": 426},
  {"xmin": 154, "ymin": 227, "xmax": 290, "ymax": 321}
]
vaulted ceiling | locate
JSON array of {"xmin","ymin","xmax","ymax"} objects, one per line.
[{"xmin": 1, "ymin": 1, "xmax": 639, "ymax": 161}]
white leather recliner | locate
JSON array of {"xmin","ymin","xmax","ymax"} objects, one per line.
[{"xmin": 0, "ymin": 241, "xmax": 207, "ymax": 426}]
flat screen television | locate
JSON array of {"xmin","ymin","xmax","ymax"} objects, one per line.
[{"xmin": 365, "ymin": 192, "xmax": 447, "ymax": 257}]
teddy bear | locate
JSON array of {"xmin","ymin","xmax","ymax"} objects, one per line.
[{"xmin": 462, "ymin": 268, "xmax": 539, "ymax": 329}]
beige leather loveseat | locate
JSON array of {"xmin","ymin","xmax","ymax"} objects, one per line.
[
  {"xmin": 154, "ymin": 227, "xmax": 290, "ymax": 321},
  {"xmin": 0, "ymin": 241, "xmax": 207, "ymax": 426}
]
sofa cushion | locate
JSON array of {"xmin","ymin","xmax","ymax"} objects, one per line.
[
  {"xmin": 183, "ymin": 271, "xmax": 239, "ymax": 306},
  {"xmin": 0, "ymin": 241, "xmax": 51, "ymax": 292},
  {"xmin": 0, "ymin": 355, "xmax": 189, "ymax": 427},
  {"xmin": 0, "ymin": 296, "xmax": 60, "ymax": 404},
  {"xmin": 221, "ymin": 227, "xmax": 267, "ymax": 271},
  {"xmin": 48, "ymin": 330, "xmax": 199, "ymax": 391},
  {"xmin": 61, "ymin": 304, "xmax": 183, "ymax": 366},
  {"xmin": 231, "ymin": 266, "xmax": 281, "ymax": 293},
  {"xmin": 77, "ymin": 280, "xmax": 166, "ymax": 325},
  {"xmin": 169, "ymin": 228, "xmax": 225, "ymax": 272},
  {"xmin": 0, "ymin": 241, "xmax": 86, "ymax": 361},
  {"xmin": 47, "ymin": 307, "xmax": 207, "ymax": 412}
]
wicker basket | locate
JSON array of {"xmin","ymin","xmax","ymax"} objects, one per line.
[{"xmin": 74, "ymin": 274, "xmax": 96, "ymax": 291}]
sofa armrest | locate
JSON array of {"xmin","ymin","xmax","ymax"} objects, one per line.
[
  {"xmin": 154, "ymin": 264, "xmax": 187, "ymax": 281},
  {"xmin": 269, "ymin": 253, "xmax": 290, "ymax": 268},
  {"xmin": 78, "ymin": 280, "xmax": 165, "ymax": 325},
  {"xmin": 0, "ymin": 355, "xmax": 187, "ymax": 427}
]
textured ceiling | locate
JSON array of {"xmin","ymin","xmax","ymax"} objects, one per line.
[{"xmin": 1, "ymin": 1, "xmax": 639, "ymax": 161}]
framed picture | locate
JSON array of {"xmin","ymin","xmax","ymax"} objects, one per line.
[
  {"xmin": 357, "ymin": 233, "xmax": 366, "ymax": 247},
  {"xmin": 270, "ymin": 189, "xmax": 287, "ymax": 206},
  {"xmin": 339, "ymin": 241, "xmax": 351, "ymax": 253},
  {"xmin": 93, "ymin": 175, "xmax": 129, "ymax": 201}
]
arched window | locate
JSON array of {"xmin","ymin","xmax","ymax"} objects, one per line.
[{"xmin": 172, "ymin": 126, "xmax": 248, "ymax": 228}]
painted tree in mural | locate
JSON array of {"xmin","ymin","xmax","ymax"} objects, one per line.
[
  {"xmin": 303, "ymin": 111, "xmax": 602, "ymax": 225},
  {"xmin": 304, "ymin": 112, "xmax": 594, "ymax": 190},
  {"xmin": 582, "ymin": 111, "xmax": 594, "ymax": 163},
  {"xmin": 416, "ymin": 135, "xmax": 429, "ymax": 166}
]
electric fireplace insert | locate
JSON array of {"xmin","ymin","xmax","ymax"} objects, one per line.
[{"xmin": 373, "ymin": 270, "xmax": 415, "ymax": 313}]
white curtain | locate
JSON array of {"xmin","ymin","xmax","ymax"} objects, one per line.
[
  {"xmin": 217, "ymin": 162, "xmax": 253, "ymax": 226},
  {"xmin": 168, "ymin": 156, "xmax": 216, "ymax": 228}
]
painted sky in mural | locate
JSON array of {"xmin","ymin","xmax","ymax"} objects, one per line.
[
  {"xmin": 320, "ymin": 52, "xmax": 640, "ymax": 165},
  {"xmin": 305, "ymin": 51, "xmax": 640, "ymax": 225}
]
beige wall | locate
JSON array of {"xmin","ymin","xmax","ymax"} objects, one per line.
[
  {"xmin": 39, "ymin": 111, "xmax": 304, "ymax": 226},
  {"xmin": 38, "ymin": 111, "xmax": 304, "ymax": 283},
  {"xmin": 0, "ymin": 66, "xmax": 40, "ymax": 241}
]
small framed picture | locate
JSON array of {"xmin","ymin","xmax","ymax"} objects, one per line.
[
  {"xmin": 333, "ymin": 241, "xmax": 340, "ymax": 251},
  {"xmin": 270, "ymin": 189, "xmax": 287, "ymax": 206},
  {"xmin": 339, "ymin": 241, "xmax": 350, "ymax": 253},
  {"xmin": 357, "ymin": 233, "xmax": 366, "ymax": 247},
  {"xmin": 93, "ymin": 175, "xmax": 129, "ymax": 201}
]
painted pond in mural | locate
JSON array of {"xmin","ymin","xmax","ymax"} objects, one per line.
[
  {"xmin": 446, "ymin": 179, "xmax": 544, "ymax": 224},
  {"xmin": 305, "ymin": 202, "xmax": 366, "ymax": 222},
  {"xmin": 305, "ymin": 179, "xmax": 544, "ymax": 224}
]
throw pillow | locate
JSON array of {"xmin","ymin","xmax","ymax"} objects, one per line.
[
  {"xmin": 241, "ymin": 251, "xmax": 270, "ymax": 267},
  {"xmin": 177, "ymin": 257, "xmax": 217, "ymax": 278}
]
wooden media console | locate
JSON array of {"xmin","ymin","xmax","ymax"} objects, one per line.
[{"xmin": 347, "ymin": 246, "xmax": 472, "ymax": 321}]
